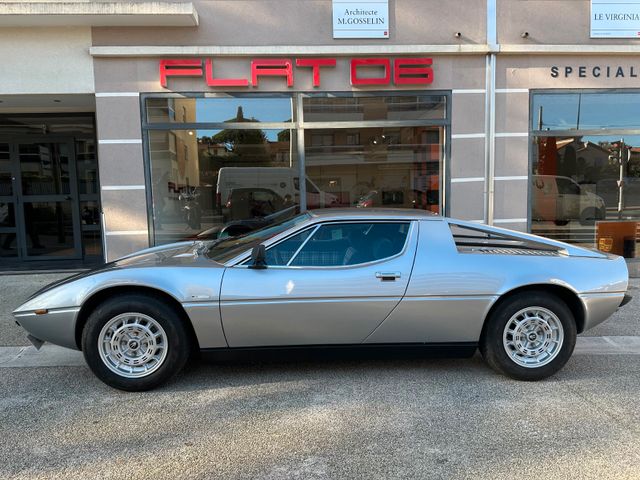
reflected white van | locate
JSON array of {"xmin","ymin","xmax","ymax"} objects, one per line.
[
  {"xmin": 532, "ymin": 175, "xmax": 606, "ymax": 225},
  {"xmin": 216, "ymin": 167, "xmax": 338, "ymax": 209}
]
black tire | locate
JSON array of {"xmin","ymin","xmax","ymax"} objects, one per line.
[
  {"xmin": 81, "ymin": 293, "xmax": 191, "ymax": 391},
  {"xmin": 479, "ymin": 291, "xmax": 577, "ymax": 381},
  {"xmin": 553, "ymin": 219, "xmax": 570, "ymax": 226}
]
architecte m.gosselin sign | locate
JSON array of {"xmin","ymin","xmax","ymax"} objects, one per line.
[{"xmin": 332, "ymin": 0, "xmax": 389, "ymax": 39}]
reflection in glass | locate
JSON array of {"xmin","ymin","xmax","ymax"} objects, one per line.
[
  {"xmin": 0, "ymin": 143, "xmax": 11, "ymax": 196},
  {"xmin": 80, "ymin": 201, "xmax": 100, "ymax": 226},
  {"xmin": 0, "ymin": 233, "xmax": 18, "ymax": 257},
  {"xmin": 82, "ymin": 230, "xmax": 103, "ymax": 258},
  {"xmin": 0, "ymin": 114, "xmax": 94, "ymax": 136},
  {"xmin": 149, "ymin": 125, "xmax": 299, "ymax": 245},
  {"xmin": 0, "ymin": 202, "xmax": 15, "ymax": 227},
  {"xmin": 146, "ymin": 97, "xmax": 294, "ymax": 124},
  {"xmin": 305, "ymin": 126, "xmax": 443, "ymax": 213},
  {"xmin": 531, "ymin": 135, "xmax": 640, "ymax": 257},
  {"xmin": 145, "ymin": 95, "xmax": 447, "ymax": 247},
  {"xmin": 579, "ymin": 93, "xmax": 640, "ymax": 129},
  {"xmin": 303, "ymin": 95, "xmax": 446, "ymax": 122},
  {"xmin": 76, "ymin": 139, "xmax": 99, "ymax": 194},
  {"xmin": 532, "ymin": 94, "xmax": 580, "ymax": 131},
  {"xmin": 19, "ymin": 143, "xmax": 71, "ymax": 195},
  {"xmin": 23, "ymin": 201, "xmax": 74, "ymax": 256},
  {"xmin": 533, "ymin": 92, "xmax": 640, "ymax": 131}
]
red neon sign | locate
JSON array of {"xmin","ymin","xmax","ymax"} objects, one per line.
[
  {"xmin": 393, "ymin": 58, "xmax": 434, "ymax": 85},
  {"xmin": 159, "ymin": 59, "xmax": 203, "ymax": 87},
  {"xmin": 251, "ymin": 59, "xmax": 294, "ymax": 87},
  {"xmin": 350, "ymin": 58, "xmax": 391, "ymax": 85},
  {"xmin": 205, "ymin": 59, "xmax": 248, "ymax": 87},
  {"xmin": 159, "ymin": 57, "xmax": 434, "ymax": 88},
  {"xmin": 295, "ymin": 58, "xmax": 338, "ymax": 87}
]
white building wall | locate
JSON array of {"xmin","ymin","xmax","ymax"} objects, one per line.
[{"xmin": 0, "ymin": 27, "xmax": 94, "ymax": 94}]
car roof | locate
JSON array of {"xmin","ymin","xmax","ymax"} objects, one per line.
[{"xmin": 307, "ymin": 208, "xmax": 442, "ymax": 221}]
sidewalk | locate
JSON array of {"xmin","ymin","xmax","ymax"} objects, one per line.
[{"xmin": 0, "ymin": 272, "xmax": 72, "ymax": 346}]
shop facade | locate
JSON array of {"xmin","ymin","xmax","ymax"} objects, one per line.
[{"xmin": 1, "ymin": 0, "xmax": 640, "ymax": 271}]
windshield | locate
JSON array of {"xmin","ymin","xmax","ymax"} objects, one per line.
[{"xmin": 205, "ymin": 212, "xmax": 312, "ymax": 264}]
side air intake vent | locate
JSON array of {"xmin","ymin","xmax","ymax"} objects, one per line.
[{"xmin": 449, "ymin": 223, "xmax": 562, "ymax": 256}]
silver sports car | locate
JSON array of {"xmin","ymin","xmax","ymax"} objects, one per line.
[{"xmin": 13, "ymin": 209, "xmax": 631, "ymax": 391}]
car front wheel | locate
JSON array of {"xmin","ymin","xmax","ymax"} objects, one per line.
[
  {"xmin": 480, "ymin": 292, "xmax": 577, "ymax": 380},
  {"xmin": 81, "ymin": 293, "xmax": 191, "ymax": 391}
]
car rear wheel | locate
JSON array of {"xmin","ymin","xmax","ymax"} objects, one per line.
[
  {"xmin": 81, "ymin": 294, "xmax": 191, "ymax": 391},
  {"xmin": 479, "ymin": 292, "xmax": 577, "ymax": 380}
]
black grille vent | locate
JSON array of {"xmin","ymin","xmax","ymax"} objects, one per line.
[{"xmin": 450, "ymin": 223, "xmax": 562, "ymax": 256}]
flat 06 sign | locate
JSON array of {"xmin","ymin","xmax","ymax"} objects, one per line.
[{"xmin": 159, "ymin": 57, "xmax": 434, "ymax": 88}]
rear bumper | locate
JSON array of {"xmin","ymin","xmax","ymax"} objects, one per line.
[
  {"xmin": 619, "ymin": 293, "xmax": 633, "ymax": 308},
  {"xmin": 580, "ymin": 292, "xmax": 626, "ymax": 332}
]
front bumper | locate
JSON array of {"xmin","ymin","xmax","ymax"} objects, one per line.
[{"xmin": 13, "ymin": 307, "xmax": 81, "ymax": 350}]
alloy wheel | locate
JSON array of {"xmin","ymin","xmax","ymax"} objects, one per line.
[
  {"xmin": 97, "ymin": 312, "xmax": 168, "ymax": 378},
  {"xmin": 502, "ymin": 306, "xmax": 564, "ymax": 368}
]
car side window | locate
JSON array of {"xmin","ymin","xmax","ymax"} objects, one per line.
[
  {"xmin": 250, "ymin": 229, "xmax": 314, "ymax": 266},
  {"xmin": 240, "ymin": 229, "xmax": 312, "ymax": 267},
  {"xmin": 289, "ymin": 222, "xmax": 410, "ymax": 267}
]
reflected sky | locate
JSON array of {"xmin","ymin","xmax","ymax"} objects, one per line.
[
  {"xmin": 195, "ymin": 98, "xmax": 293, "ymax": 124},
  {"xmin": 533, "ymin": 93, "xmax": 640, "ymax": 130},
  {"xmin": 194, "ymin": 98, "xmax": 293, "ymax": 141}
]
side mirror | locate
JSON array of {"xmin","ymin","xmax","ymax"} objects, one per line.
[{"xmin": 248, "ymin": 244, "xmax": 267, "ymax": 269}]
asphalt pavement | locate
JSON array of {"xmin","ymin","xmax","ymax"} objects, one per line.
[{"xmin": 0, "ymin": 273, "xmax": 638, "ymax": 479}]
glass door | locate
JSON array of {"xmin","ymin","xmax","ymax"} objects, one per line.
[
  {"xmin": 12, "ymin": 139, "xmax": 82, "ymax": 260},
  {"xmin": 0, "ymin": 142, "xmax": 18, "ymax": 259}
]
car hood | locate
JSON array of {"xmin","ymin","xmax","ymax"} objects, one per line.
[
  {"xmin": 29, "ymin": 242, "xmax": 207, "ymax": 295},
  {"xmin": 18, "ymin": 241, "xmax": 222, "ymax": 310},
  {"xmin": 112, "ymin": 241, "xmax": 202, "ymax": 267}
]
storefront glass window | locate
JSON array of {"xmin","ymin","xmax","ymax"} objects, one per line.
[
  {"xmin": 532, "ymin": 92, "xmax": 640, "ymax": 258},
  {"xmin": 148, "ymin": 127, "xmax": 298, "ymax": 245},
  {"xmin": 533, "ymin": 92, "xmax": 640, "ymax": 130},
  {"xmin": 303, "ymin": 95, "xmax": 446, "ymax": 122},
  {"xmin": 305, "ymin": 126, "xmax": 443, "ymax": 211},
  {"xmin": 144, "ymin": 94, "xmax": 448, "ymax": 246}
]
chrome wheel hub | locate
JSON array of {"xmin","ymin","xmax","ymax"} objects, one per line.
[
  {"xmin": 98, "ymin": 313, "xmax": 168, "ymax": 378},
  {"xmin": 502, "ymin": 307, "xmax": 564, "ymax": 368}
]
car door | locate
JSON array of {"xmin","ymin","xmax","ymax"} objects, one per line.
[{"xmin": 219, "ymin": 220, "xmax": 418, "ymax": 347}]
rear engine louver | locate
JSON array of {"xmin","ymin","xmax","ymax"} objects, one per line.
[{"xmin": 449, "ymin": 223, "xmax": 562, "ymax": 256}]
